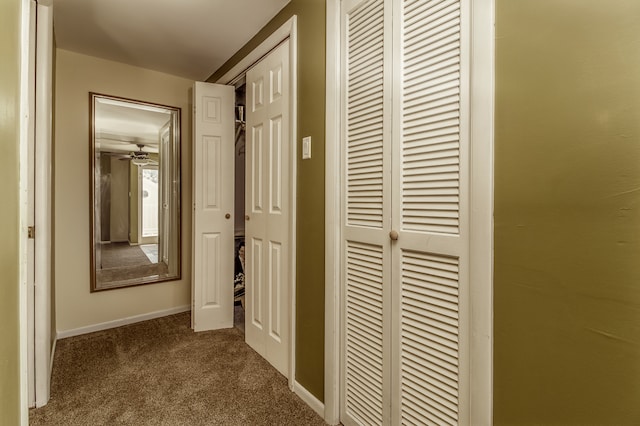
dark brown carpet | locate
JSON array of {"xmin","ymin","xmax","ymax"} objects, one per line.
[{"xmin": 29, "ymin": 313, "xmax": 327, "ymax": 426}]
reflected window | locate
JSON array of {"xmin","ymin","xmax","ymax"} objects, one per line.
[{"xmin": 141, "ymin": 167, "xmax": 159, "ymax": 238}]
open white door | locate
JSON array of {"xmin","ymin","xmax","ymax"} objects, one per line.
[
  {"xmin": 245, "ymin": 40, "xmax": 291, "ymax": 377},
  {"xmin": 192, "ymin": 82, "xmax": 235, "ymax": 332}
]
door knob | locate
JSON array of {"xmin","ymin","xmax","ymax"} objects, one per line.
[
  {"xmin": 225, "ymin": 213, "xmax": 231, "ymax": 219},
  {"xmin": 245, "ymin": 215, "xmax": 250, "ymax": 221},
  {"xmin": 389, "ymin": 230, "xmax": 399, "ymax": 241}
]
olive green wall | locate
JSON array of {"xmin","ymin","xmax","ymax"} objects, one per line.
[
  {"xmin": 495, "ymin": 1, "xmax": 640, "ymax": 423},
  {"xmin": 0, "ymin": 0, "xmax": 22, "ymax": 423},
  {"xmin": 209, "ymin": 0, "xmax": 326, "ymax": 400}
]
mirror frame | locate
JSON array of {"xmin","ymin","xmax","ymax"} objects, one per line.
[{"xmin": 89, "ymin": 92, "xmax": 182, "ymax": 292}]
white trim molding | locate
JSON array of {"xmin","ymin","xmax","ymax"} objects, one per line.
[
  {"xmin": 287, "ymin": 18, "xmax": 298, "ymax": 393},
  {"xmin": 293, "ymin": 381, "xmax": 325, "ymax": 419},
  {"xmin": 216, "ymin": 16, "xmax": 298, "ymax": 86},
  {"xmin": 19, "ymin": 0, "xmax": 36, "ymax": 422},
  {"xmin": 469, "ymin": 0, "xmax": 495, "ymax": 423},
  {"xmin": 324, "ymin": 0, "xmax": 341, "ymax": 425},
  {"xmin": 34, "ymin": 0, "xmax": 53, "ymax": 409},
  {"xmin": 56, "ymin": 306, "xmax": 191, "ymax": 339}
]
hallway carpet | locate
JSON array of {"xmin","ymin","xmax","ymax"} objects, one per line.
[{"xmin": 30, "ymin": 312, "xmax": 327, "ymax": 426}]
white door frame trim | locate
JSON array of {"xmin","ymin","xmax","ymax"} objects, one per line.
[
  {"xmin": 20, "ymin": 0, "xmax": 54, "ymax": 420},
  {"xmin": 19, "ymin": 0, "xmax": 35, "ymax": 422},
  {"xmin": 323, "ymin": 1, "xmax": 495, "ymax": 424},
  {"xmin": 324, "ymin": 1, "xmax": 341, "ymax": 424},
  {"xmin": 468, "ymin": 0, "xmax": 495, "ymax": 421},
  {"xmin": 215, "ymin": 16, "xmax": 298, "ymax": 391},
  {"xmin": 34, "ymin": 0, "xmax": 54, "ymax": 409}
]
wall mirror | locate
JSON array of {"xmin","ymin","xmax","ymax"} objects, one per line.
[{"xmin": 90, "ymin": 93, "xmax": 181, "ymax": 291}]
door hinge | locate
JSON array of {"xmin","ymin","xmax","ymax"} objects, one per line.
[{"xmin": 28, "ymin": 226, "xmax": 35, "ymax": 239}]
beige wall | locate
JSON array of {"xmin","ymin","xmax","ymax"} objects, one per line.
[
  {"xmin": 495, "ymin": 0, "xmax": 640, "ymax": 423},
  {"xmin": 109, "ymin": 156, "xmax": 129, "ymax": 242},
  {"xmin": 55, "ymin": 49, "xmax": 193, "ymax": 333},
  {"xmin": 0, "ymin": 0, "xmax": 22, "ymax": 422}
]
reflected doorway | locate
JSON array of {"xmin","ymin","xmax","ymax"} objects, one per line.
[
  {"xmin": 140, "ymin": 166, "xmax": 159, "ymax": 243},
  {"xmin": 95, "ymin": 161, "xmax": 166, "ymax": 286}
]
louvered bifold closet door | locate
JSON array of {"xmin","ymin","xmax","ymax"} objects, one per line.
[
  {"xmin": 341, "ymin": 0, "xmax": 392, "ymax": 425},
  {"xmin": 391, "ymin": 0, "xmax": 470, "ymax": 425}
]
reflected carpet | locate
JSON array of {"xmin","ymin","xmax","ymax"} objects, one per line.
[{"xmin": 100, "ymin": 242, "xmax": 152, "ymax": 269}]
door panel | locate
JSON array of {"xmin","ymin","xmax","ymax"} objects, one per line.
[
  {"xmin": 341, "ymin": 0, "xmax": 392, "ymax": 424},
  {"xmin": 250, "ymin": 124, "xmax": 264, "ymax": 212},
  {"xmin": 245, "ymin": 40, "xmax": 291, "ymax": 377},
  {"xmin": 250, "ymin": 237, "xmax": 264, "ymax": 329},
  {"xmin": 268, "ymin": 241, "xmax": 283, "ymax": 341},
  {"xmin": 398, "ymin": 251, "xmax": 461, "ymax": 425},
  {"xmin": 344, "ymin": 241, "xmax": 386, "ymax": 426},
  {"xmin": 391, "ymin": 0, "xmax": 469, "ymax": 423},
  {"xmin": 341, "ymin": 0, "xmax": 470, "ymax": 425},
  {"xmin": 192, "ymin": 82, "xmax": 235, "ymax": 332}
]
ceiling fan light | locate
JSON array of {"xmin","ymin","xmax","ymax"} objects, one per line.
[{"xmin": 132, "ymin": 157, "xmax": 149, "ymax": 166}]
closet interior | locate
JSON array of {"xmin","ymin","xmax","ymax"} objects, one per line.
[{"xmin": 233, "ymin": 83, "xmax": 246, "ymax": 332}]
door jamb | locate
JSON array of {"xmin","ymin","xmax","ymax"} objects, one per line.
[
  {"xmin": 19, "ymin": 0, "xmax": 36, "ymax": 422},
  {"xmin": 324, "ymin": 0, "xmax": 341, "ymax": 424},
  {"xmin": 20, "ymin": 0, "xmax": 54, "ymax": 419},
  {"xmin": 34, "ymin": 0, "xmax": 54, "ymax": 409},
  {"xmin": 215, "ymin": 16, "xmax": 298, "ymax": 391},
  {"xmin": 323, "ymin": 1, "xmax": 495, "ymax": 424},
  {"xmin": 468, "ymin": 1, "xmax": 495, "ymax": 421}
]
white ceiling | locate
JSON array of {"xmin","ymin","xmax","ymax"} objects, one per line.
[
  {"xmin": 52, "ymin": 0, "xmax": 291, "ymax": 81},
  {"xmin": 95, "ymin": 97, "xmax": 173, "ymax": 154}
]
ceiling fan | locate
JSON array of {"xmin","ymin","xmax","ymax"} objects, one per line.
[{"xmin": 129, "ymin": 143, "xmax": 157, "ymax": 166}]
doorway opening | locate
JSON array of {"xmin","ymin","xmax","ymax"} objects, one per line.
[
  {"xmin": 233, "ymin": 82, "xmax": 247, "ymax": 335},
  {"xmin": 191, "ymin": 15, "xmax": 297, "ymax": 386}
]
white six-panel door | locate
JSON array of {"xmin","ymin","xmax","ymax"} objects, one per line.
[
  {"xmin": 245, "ymin": 40, "xmax": 291, "ymax": 377},
  {"xmin": 341, "ymin": 0, "xmax": 470, "ymax": 424},
  {"xmin": 192, "ymin": 82, "xmax": 235, "ymax": 332}
]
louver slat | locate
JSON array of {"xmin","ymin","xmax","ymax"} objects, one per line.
[
  {"xmin": 401, "ymin": 250, "xmax": 460, "ymax": 426},
  {"xmin": 402, "ymin": 0, "xmax": 461, "ymax": 235},
  {"xmin": 345, "ymin": 241, "xmax": 384, "ymax": 425},
  {"xmin": 347, "ymin": 0, "xmax": 385, "ymax": 229}
]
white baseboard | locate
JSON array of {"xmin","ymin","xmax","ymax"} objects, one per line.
[
  {"xmin": 56, "ymin": 305, "xmax": 190, "ymax": 339},
  {"xmin": 293, "ymin": 381, "xmax": 325, "ymax": 420}
]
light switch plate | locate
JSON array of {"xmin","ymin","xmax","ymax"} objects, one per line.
[{"xmin": 302, "ymin": 136, "xmax": 311, "ymax": 159}]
